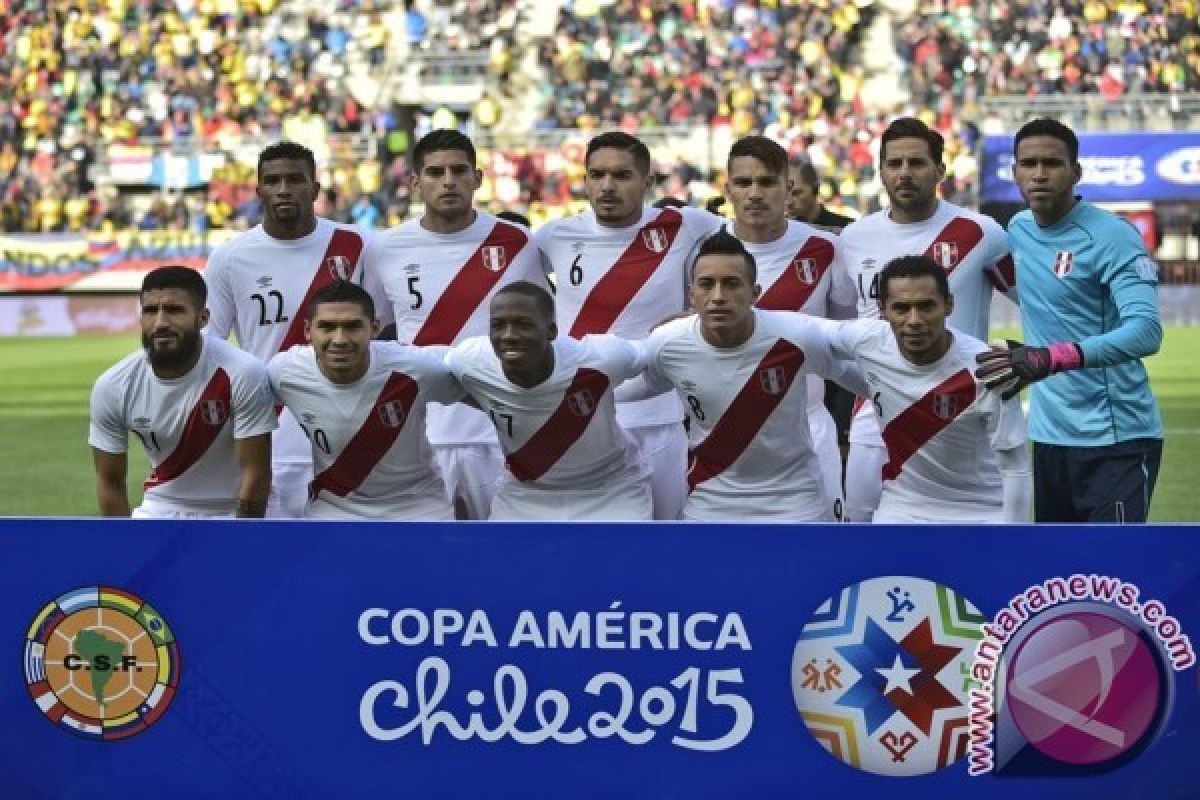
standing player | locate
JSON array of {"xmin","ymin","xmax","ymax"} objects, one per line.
[
  {"xmin": 822, "ymin": 256, "xmax": 1032, "ymax": 523},
  {"xmin": 638, "ymin": 232, "xmax": 867, "ymax": 522},
  {"xmin": 976, "ymin": 118, "xmax": 1162, "ymax": 523},
  {"xmin": 445, "ymin": 282, "xmax": 652, "ymax": 520},
  {"xmin": 90, "ymin": 266, "xmax": 276, "ymax": 518},
  {"xmin": 535, "ymin": 131, "xmax": 723, "ymax": 520},
  {"xmin": 269, "ymin": 281, "xmax": 463, "ymax": 520},
  {"xmin": 204, "ymin": 141, "xmax": 373, "ymax": 518},
  {"xmin": 838, "ymin": 117, "xmax": 1017, "ymax": 522},
  {"xmin": 723, "ymin": 136, "xmax": 856, "ymax": 518},
  {"xmin": 788, "ymin": 156, "xmax": 855, "ymax": 228},
  {"xmin": 364, "ymin": 130, "xmax": 544, "ymax": 520}
]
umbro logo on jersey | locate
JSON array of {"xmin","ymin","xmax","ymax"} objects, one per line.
[
  {"xmin": 570, "ymin": 241, "xmax": 585, "ymax": 252},
  {"xmin": 931, "ymin": 242, "xmax": 959, "ymax": 269},
  {"xmin": 931, "ymin": 394, "xmax": 959, "ymax": 420},
  {"xmin": 201, "ymin": 400, "xmax": 227, "ymax": 426},
  {"xmin": 482, "ymin": 246, "xmax": 507, "ymax": 272},
  {"xmin": 681, "ymin": 380, "xmax": 698, "ymax": 393},
  {"xmin": 404, "ymin": 263, "xmax": 420, "ymax": 275},
  {"xmin": 792, "ymin": 257, "xmax": 818, "ymax": 285},
  {"xmin": 326, "ymin": 255, "xmax": 353, "ymax": 281},
  {"xmin": 133, "ymin": 417, "xmax": 151, "ymax": 428},
  {"xmin": 642, "ymin": 228, "xmax": 668, "ymax": 254},
  {"xmin": 567, "ymin": 389, "xmax": 596, "ymax": 417},
  {"xmin": 1053, "ymin": 251, "xmax": 1074, "ymax": 278},
  {"xmin": 256, "ymin": 276, "xmax": 273, "ymax": 288},
  {"xmin": 301, "ymin": 412, "xmax": 317, "ymax": 424},
  {"xmin": 377, "ymin": 401, "xmax": 406, "ymax": 429},
  {"xmin": 861, "ymin": 258, "xmax": 877, "ymax": 272},
  {"xmin": 760, "ymin": 367, "xmax": 788, "ymax": 395}
]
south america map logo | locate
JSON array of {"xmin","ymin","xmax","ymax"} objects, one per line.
[
  {"xmin": 792, "ymin": 576, "xmax": 984, "ymax": 775},
  {"xmin": 24, "ymin": 586, "xmax": 180, "ymax": 740}
]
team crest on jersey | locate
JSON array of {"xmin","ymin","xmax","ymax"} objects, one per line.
[
  {"xmin": 793, "ymin": 257, "xmax": 818, "ymax": 285},
  {"xmin": 931, "ymin": 394, "xmax": 959, "ymax": 420},
  {"xmin": 201, "ymin": 400, "xmax": 227, "ymax": 426},
  {"xmin": 567, "ymin": 389, "xmax": 596, "ymax": 417},
  {"xmin": 377, "ymin": 401, "xmax": 407, "ymax": 429},
  {"xmin": 760, "ymin": 367, "xmax": 789, "ymax": 395},
  {"xmin": 325, "ymin": 255, "xmax": 353, "ymax": 281},
  {"xmin": 641, "ymin": 228, "xmax": 668, "ymax": 254},
  {"xmin": 482, "ymin": 246, "xmax": 507, "ymax": 272},
  {"xmin": 1053, "ymin": 251, "xmax": 1074, "ymax": 278},
  {"xmin": 931, "ymin": 242, "xmax": 959, "ymax": 269}
]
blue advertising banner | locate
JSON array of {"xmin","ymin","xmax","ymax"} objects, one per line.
[
  {"xmin": 1, "ymin": 520, "xmax": 1197, "ymax": 799},
  {"xmin": 980, "ymin": 132, "xmax": 1200, "ymax": 203}
]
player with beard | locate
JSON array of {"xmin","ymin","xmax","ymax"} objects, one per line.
[
  {"xmin": 838, "ymin": 117, "xmax": 1017, "ymax": 522},
  {"xmin": 90, "ymin": 266, "xmax": 276, "ymax": 518},
  {"xmin": 364, "ymin": 130, "xmax": 544, "ymax": 520},
  {"xmin": 534, "ymin": 131, "xmax": 723, "ymax": 520},
  {"xmin": 444, "ymin": 282, "xmax": 653, "ymax": 520},
  {"xmin": 204, "ymin": 141, "xmax": 375, "ymax": 518},
  {"xmin": 269, "ymin": 281, "xmax": 462, "ymax": 520}
]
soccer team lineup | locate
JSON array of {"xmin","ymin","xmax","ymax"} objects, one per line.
[{"xmin": 92, "ymin": 119, "xmax": 1166, "ymax": 524}]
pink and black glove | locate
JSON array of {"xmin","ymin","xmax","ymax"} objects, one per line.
[{"xmin": 974, "ymin": 339, "xmax": 1083, "ymax": 401}]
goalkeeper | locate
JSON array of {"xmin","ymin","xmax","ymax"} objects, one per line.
[{"xmin": 975, "ymin": 118, "xmax": 1163, "ymax": 523}]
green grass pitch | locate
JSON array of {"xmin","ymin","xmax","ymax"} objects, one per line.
[{"xmin": 0, "ymin": 330, "xmax": 1196, "ymax": 521}]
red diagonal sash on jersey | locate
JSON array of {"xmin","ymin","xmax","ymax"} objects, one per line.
[
  {"xmin": 923, "ymin": 217, "xmax": 984, "ymax": 278},
  {"xmin": 277, "ymin": 228, "xmax": 366, "ymax": 353},
  {"xmin": 985, "ymin": 253, "xmax": 1017, "ymax": 293},
  {"xmin": 568, "ymin": 208, "xmax": 684, "ymax": 337},
  {"xmin": 412, "ymin": 222, "xmax": 530, "ymax": 346},
  {"xmin": 143, "ymin": 368, "xmax": 232, "ymax": 491},
  {"xmin": 308, "ymin": 371, "xmax": 420, "ymax": 500},
  {"xmin": 880, "ymin": 369, "xmax": 976, "ymax": 481},
  {"xmin": 687, "ymin": 339, "xmax": 805, "ymax": 491},
  {"xmin": 757, "ymin": 235, "xmax": 836, "ymax": 311},
  {"xmin": 505, "ymin": 368, "xmax": 610, "ymax": 482}
]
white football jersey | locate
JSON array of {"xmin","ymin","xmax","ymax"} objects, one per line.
[
  {"xmin": 89, "ymin": 334, "xmax": 277, "ymax": 514},
  {"xmin": 839, "ymin": 200, "xmax": 1016, "ymax": 444},
  {"xmin": 641, "ymin": 310, "xmax": 862, "ymax": 521},
  {"xmin": 267, "ymin": 342, "xmax": 463, "ymax": 520},
  {"xmin": 535, "ymin": 206, "xmax": 723, "ymax": 427},
  {"xmin": 204, "ymin": 217, "xmax": 373, "ymax": 463},
  {"xmin": 444, "ymin": 335, "xmax": 645, "ymax": 491},
  {"xmin": 824, "ymin": 319, "xmax": 1027, "ymax": 522},
  {"xmin": 363, "ymin": 212, "xmax": 544, "ymax": 447}
]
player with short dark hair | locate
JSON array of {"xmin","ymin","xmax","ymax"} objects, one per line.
[
  {"xmin": 444, "ymin": 281, "xmax": 653, "ymax": 520},
  {"xmin": 976, "ymin": 117, "xmax": 1163, "ymax": 523},
  {"xmin": 204, "ymin": 140, "xmax": 376, "ymax": 518},
  {"xmin": 363, "ymin": 129, "xmax": 546, "ymax": 520},
  {"xmin": 837, "ymin": 116, "xmax": 1017, "ymax": 522},
  {"xmin": 788, "ymin": 156, "xmax": 855, "ymax": 228},
  {"xmin": 534, "ymin": 130, "xmax": 724, "ymax": 520},
  {"xmin": 91, "ymin": 266, "xmax": 276, "ymax": 518},
  {"xmin": 268, "ymin": 280, "xmax": 461, "ymax": 520}
]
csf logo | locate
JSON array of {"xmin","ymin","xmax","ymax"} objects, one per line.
[
  {"xmin": 25, "ymin": 586, "xmax": 180, "ymax": 740},
  {"xmin": 326, "ymin": 255, "xmax": 353, "ymax": 281}
]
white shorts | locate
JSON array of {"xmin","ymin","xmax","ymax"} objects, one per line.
[
  {"xmin": 490, "ymin": 476, "xmax": 653, "ymax": 521},
  {"xmin": 433, "ymin": 443, "xmax": 506, "ymax": 520},
  {"xmin": 305, "ymin": 492, "xmax": 455, "ymax": 521},
  {"xmin": 626, "ymin": 422, "xmax": 687, "ymax": 521},
  {"xmin": 267, "ymin": 461, "xmax": 312, "ymax": 519},
  {"xmin": 132, "ymin": 500, "xmax": 233, "ymax": 519},
  {"xmin": 808, "ymin": 401, "xmax": 844, "ymax": 520}
]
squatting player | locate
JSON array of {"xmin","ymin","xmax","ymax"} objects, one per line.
[
  {"xmin": 90, "ymin": 266, "xmax": 276, "ymax": 518},
  {"xmin": 268, "ymin": 281, "xmax": 463, "ymax": 520},
  {"xmin": 822, "ymin": 256, "xmax": 1032, "ymax": 523},
  {"xmin": 838, "ymin": 117, "xmax": 1017, "ymax": 522},
  {"xmin": 445, "ymin": 282, "xmax": 653, "ymax": 520},
  {"xmin": 534, "ymin": 131, "xmax": 723, "ymax": 520},
  {"xmin": 204, "ymin": 141, "xmax": 374, "ymax": 518},
  {"xmin": 364, "ymin": 129, "xmax": 544, "ymax": 520}
]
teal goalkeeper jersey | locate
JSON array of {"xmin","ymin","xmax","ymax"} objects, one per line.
[{"xmin": 1008, "ymin": 200, "xmax": 1163, "ymax": 446}]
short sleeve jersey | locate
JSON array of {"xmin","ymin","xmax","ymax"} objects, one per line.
[
  {"xmin": 534, "ymin": 206, "xmax": 724, "ymax": 426},
  {"xmin": 1008, "ymin": 201, "xmax": 1162, "ymax": 445},
  {"xmin": 268, "ymin": 341, "xmax": 464, "ymax": 518},
  {"xmin": 362, "ymin": 212, "xmax": 544, "ymax": 446},
  {"xmin": 89, "ymin": 335, "xmax": 278, "ymax": 514},
  {"xmin": 204, "ymin": 217, "xmax": 373, "ymax": 463},
  {"xmin": 839, "ymin": 200, "xmax": 1016, "ymax": 442},
  {"xmin": 444, "ymin": 335, "xmax": 644, "ymax": 489},
  {"xmin": 824, "ymin": 319, "xmax": 1027, "ymax": 520},
  {"xmin": 641, "ymin": 310, "xmax": 844, "ymax": 520}
]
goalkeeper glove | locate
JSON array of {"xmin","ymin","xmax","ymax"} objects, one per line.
[{"xmin": 974, "ymin": 339, "xmax": 1083, "ymax": 401}]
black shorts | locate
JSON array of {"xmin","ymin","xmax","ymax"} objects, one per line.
[
  {"xmin": 823, "ymin": 381, "xmax": 855, "ymax": 446},
  {"xmin": 1032, "ymin": 438, "xmax": 1163, "ymax": 523}
]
